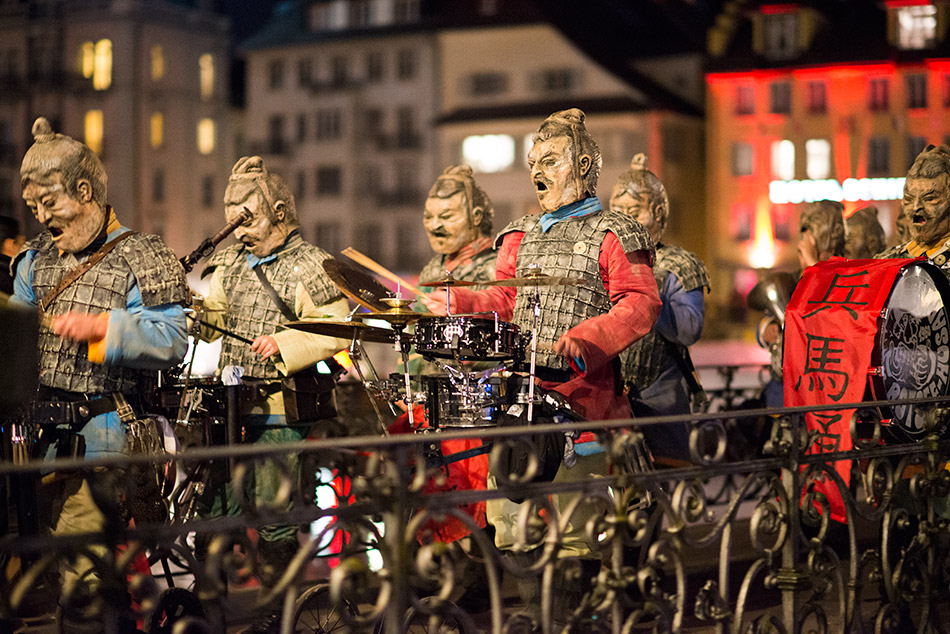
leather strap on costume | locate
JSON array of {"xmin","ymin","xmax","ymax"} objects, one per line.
[
  {"xmin": 253, "ymin": 264, "xmax": 297, "ymax": 321},
  {"xmin": 38, "ymin": 232, "xmax": 136, "ymax": 313}
]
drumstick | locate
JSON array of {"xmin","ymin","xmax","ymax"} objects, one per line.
[{"xmin": 341, "ymin": 247, "xmax": 427, "ymax": 299}]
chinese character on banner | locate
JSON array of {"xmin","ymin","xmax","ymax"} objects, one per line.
[{"xmin": 784, "ymin": 257, "xmax": 914, "ymax": 522}]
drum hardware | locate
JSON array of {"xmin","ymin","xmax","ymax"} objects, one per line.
[
  {"xmin": 413, "ymin": 315, "xmax": 524, "ymax": 362},
  {"xmin": 483, "ymin": 272, "xmax": 583, "ymax": 288}
]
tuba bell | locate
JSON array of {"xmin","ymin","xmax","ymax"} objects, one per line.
[{"xmin": 747, "ymin": 272, "xmax": 797, "ymax": 326}]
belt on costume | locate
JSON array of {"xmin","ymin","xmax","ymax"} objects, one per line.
[{"xmin": 32, "ymin": 393, "xmax": 123, "ymax": 427}]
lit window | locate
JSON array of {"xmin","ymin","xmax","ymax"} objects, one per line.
[
  {"xmin": 84, "ymin": 110, "xmax": 104, "ymax": 154},
  {"xmin": 197, "ymin": 118, "xmax": 215, "ymax": 155},
  {"xmin": 771, "ymin": 139, "xmax": 795, "ymax": 180},
  {"xmin": 732, "ymin": 142, "xmax": 754, "ymax": 176},
  {"xmin": 150, "ymin": 112, "xmax": 164, "ymax": 148},
  {"xmin": 199, "ymin": 53, "xmax": 214, "ymax": 100},
  {"xmin": 805, "ymin": 139, "xmax": 831, "ymax": 179},
  {"xmin": 151, "ymin": 46, "xmax": 164, "ymax": 80},
  {"xmin": 80, "ymin": 41, "xmax": 94, "ymax": 78},
  {"xmin": 907, "ymin": 73, "xmax": 928, "ymax": 109},
  {"xmin": 897, "ymin": 4, "xmax": 937, "ymax": 50},
  {"xmin": 462, "ymin": 135, "xmax": 515, "ymax": 173},
  {"xmin": 93, "ymin": 39, "xmax": 112, "ymax": 90}
]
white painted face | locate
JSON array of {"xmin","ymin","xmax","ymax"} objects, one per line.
[
  {"xmin": 227, "ymin": 190, "xmax": 288, "ymax": 257},
  {"xmin": 22, "ymin": 174, "xmax": 104, "ymax": 253},
  {"xmin": 527, "ymin": 135, "xmax": 584, "ymax": 213}
]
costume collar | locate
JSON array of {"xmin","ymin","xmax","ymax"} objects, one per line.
[
  {"xmin": 538, "ymin": 197, "xmax": 601, "ymax": 233},
  {"xmin": 905, "ymin": 231, "xmax": 950, "ymax": 263},
  {"xmin": 246, "ymin": 228, "xmax": 300, "ymax": 268},
  {"xmin": 444, "ymin": 236, "xmax": 493, "ymax": 272}
]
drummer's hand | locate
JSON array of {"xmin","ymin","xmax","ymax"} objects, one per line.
[
  {"xmin": 555, "ymin": 335, "xmax": 588, "ymax": 373},
  {"xmin": 798, "ymin": 230, "xmax": 819, "ymax": 268},
  {"xmin": 421, "ymin": 290, "xmax": 449, "ymax": 316},
  {"xmin": 251, "ymin": 335, "xmax": 280, "ymax": 359},
  {"xmin": 52, "ymin": 311, "xmax": 108, "ymax": 343}
]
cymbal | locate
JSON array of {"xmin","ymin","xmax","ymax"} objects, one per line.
[
  {"xmin": 484, "ymin": 274, "xmax": 582, "ymax": 288},
  {"xmin": 352, "ymin": 310, "xmax": 434, "ymax": 326},
  {"xmin": 283, "ymin": 320, "xmax": 396, "ymax": 344},
  {"xmin": 419, "ymin": 277, "xmax": 478, "ymax": 288},
  {"xmin": 323, "ymin": 258, "xmax": 392, "ymax": 312}
]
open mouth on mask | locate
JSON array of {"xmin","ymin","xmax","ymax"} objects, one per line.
[
  {"xmin": 535, "ymin": 180, "xmax": 548, "ymax": 193},
  {"xmin": 48, "ymin": 226, "xmax": 64, "ymax": 239},
  {"xmin": 913, "ymin": 213, "xmax": 927, "ymax": 225}
]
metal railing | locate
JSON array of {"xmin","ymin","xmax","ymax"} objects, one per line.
[{"xmin": 2, "ymin": 393, "xmax": 950, "ymax": 633}]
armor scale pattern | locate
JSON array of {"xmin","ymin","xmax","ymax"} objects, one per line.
[
  {"xmin": 206, "ymin": 236, "xmax": 342, "ymax": 380},
  {"xmin": 621, "ymin": 244, "xmax": 709, "ymax": 388},
  {"xmin": 504, "ymin": 211, "xmax": 653, "ymax": 371},
  {"xmin": 28, "ymin": 231, "xmax": 188, "ymax": 394},
  {"xmin": 877, "ymin": 242, "xmax": 950, "ymax": 278}
]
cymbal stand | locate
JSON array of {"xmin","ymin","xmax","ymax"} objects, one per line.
[
  {"xmin": 527, "ymin": 284, "xmax": 541, "ymax": 423},
  {"xmin": 394, "ymin": 324, "xmax": 416, "ymax": 429},
  {"xmin": 345, "ymin": 333, "xmax": 396, "ymax": 434}
]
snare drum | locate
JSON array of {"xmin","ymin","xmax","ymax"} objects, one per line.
[
  {"xmin": 422, "ymin": 374, "xmax": 531, "ymax": 428},
  {"xmin": 413, "ymin": 316, "xmax": 524, "ymax": 361},
  {"xmin": 868, "ymin": 260, "xmax": 950, "ymax": 439}
]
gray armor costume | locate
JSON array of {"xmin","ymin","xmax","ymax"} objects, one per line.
[
  {"xmin": 24, "ymin": 230, "xmax": 189, "ymax": 394},
  {"xmin": 501, "ymin": 210, "xmax": 653, "ymax": 372},
  {"xmin": 621, "ymin": 244, "xmax": 709, "ymax": 388},
  {"xmin": 202, "ymin": 231, "xmax": 342, "ymax": 380},
  {"xmin": 418, "ymin": 245, "xmax": 497, "ymax": 288}
]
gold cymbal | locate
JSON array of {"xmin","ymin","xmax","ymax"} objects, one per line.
[
  {"xmin": 283, "ymin": 320, "xmax": 396, "ymax": 344},
  {"xmin": 484, "ymin": 274, "xmax": 582, "ymax": 288},
  {"xmin": 419, "ymin": 277, "xmax": 478, "ymax": 288}
]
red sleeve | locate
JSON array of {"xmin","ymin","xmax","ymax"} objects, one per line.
[
  {"xmin": 449, "ymin": 231, "xmax": 522, "ymax": 320},
  {"xmin": 563, "ymin": 232, "xmax": 660, "ymax": 374}
]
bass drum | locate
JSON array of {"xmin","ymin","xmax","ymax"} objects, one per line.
[{"xmin": 867, "ymin": 261, "xmax": 950, "ymax": 440}]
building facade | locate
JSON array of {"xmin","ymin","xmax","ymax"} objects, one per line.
[
  {"xmin": 0, "ymin": 0, "xmax": 233, "ymax": 258},
  {"xmin": 706, "ymin": 0, "xmax": 950, "ymax": 333}
]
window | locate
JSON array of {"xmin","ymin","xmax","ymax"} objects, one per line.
[
  {"xmin": 315, "ymin": 166, "xmax": 342, "ymax": 196},
  {"xmin": 395, "ymin": 161, "xmax": 415, "ymax": 195},
  {"xmin": 349, "ymin": 0, "xmax": 373, "ymax": 27},
  {"xmin": 295, "ymin": 171, "xmax": 306, "ymax": 201},
  {"xmin": 907, "ymin": 135, "xmax": 928, "ymax": 170},
  {"xmin": 199, "ymin": 54, "xmax": 214, "ymax": 100},
  {"xmin": 268, "ymin": 115, "xmax": 285, "ymax": 153},
  {"xmin": 732, "ymin": 142, "xmax": 754, "ymax": 176},
  {"xmin": 396, "ymin": 107, "xmax": 418, "ymax": 147},
  {"xmin": 806, "ymin": 81, "xmax": 826, "ymax": 114},
  {"xmin": 296, "ymin": 113, "xmax": 307, "ymax": 143},
  {"xmin": 805, "ymin": 139, "xmax": 831, "ymax": 180},
  {"xmin": 366, "ymin": 52, "xmax": 383, "ymax": 81},
  {"xmin": 534, "ymin": 68, "xmax": 579, "ymax": 93},
  {"xmin": 769, "ymin": 81, "xmax": 791, "ymax": 114},
  {"xmin": 361, "ymin": 108, "xmax": 383, "ymax": 139},
  {"xmin": 868, "ymin": 137, "xmax": 890, "ymax": 176},
  {"xmin": 316, "ymin": 109, "xmax": 342, "ymax": 140},
  {"xmin": 896, "ymin": 4, "xmax": 937, "ymax": 50},
  {"xmin": 80, "ymin": 40, "xmax": 112, "ymax": 90},
  {"xmin": 772, "ymin": 204, "xmax": 793, "ymax": 242},
  {"xmin": 397, "ymin": 49, "xmax": 416, "ymax": 80},
  {"xmin": 309, "ymin": 3, "xmax": 338, "ymax": 30},
  {"xmin": 469, "ymin": 72, "xmax": 508, "ymax": 96},
  {"xmin": 358, "ymin": 223, "xmax": 383, "ymax": 262},
  {"xmin": 478, "ymin": 0, "xmax": 499, "ymax": 16},
  {"xmin": 943, "ymin": 74, "xmax": 950, "ymax": 107},
  {"xmin": 869, "ymin": 78, "xmax": 889, "ymax": 111},
  {"xmin": 201, "ymin": 175, "xmax": 215, "ymax": 208},
  {"xmin": 907, "ymin": 73, "xmax": 928, "ymax": 109},
  {"xmin": 770, "ymin": 140, "xmax": 795, "ymax": 180},
  {"xmin": 298, "ymin": 58, "xmax": 312, "ymax": 87},
  {"xmin": 153, "ymin": 168, "xmax": 164, "ymax": 203},
  {"xmin": 197, "ymin": 118, "xmax": 215, "ymax": 155},
  {"xmin": 268, "ymin": 59, "xmax": 284, "ymax": 90},
  {"xmin": 763, "ymin": 11, "xmax": 798, "ymax": 60},
  {"xmin": 731, "ymin": 203, "xmax": 753, "ymax": 241},
  {"xmin": 314, "ymin": 222, "xmax": 341, "ymax": 254},
  {"xmin": 462, "ymin": 135, "xmax": 515, "ymax": 173},
  {"xmin": 84, "ymin": 110, "xmax": 104, "ymax": 154},
  {"xmin": 150, "ymin": 112, "xmax": 164, "ymax": 149},
  {"xmin": 394, "ymin": 0, "xmax": 420, "ymax": 24},
  {"xmin": 151, "ymin": 45, "xmax": 164, "ymax": 81},
  {"xmin": 735, "ymin": 84, "xmax": 754, "ymax": 115},
  {"xmin": 331, "ymin": 56, "xmax": 348, "ymax": 87}
]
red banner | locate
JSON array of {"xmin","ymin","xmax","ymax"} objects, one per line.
[{"xmin": 783, "ymin": 257, "xmax": 914, "ymax": 522}]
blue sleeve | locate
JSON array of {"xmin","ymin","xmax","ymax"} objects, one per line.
[
  {"xmin": 10, "ymin": 250, "xmax": 37, "ymax": 308},
  {"xmin": 654, "ymin": 273, "xmax": 704, "ymax": 346},
  {"xmin": 102, "ymin": 279, "xmax": 188, "ymax": 369}
]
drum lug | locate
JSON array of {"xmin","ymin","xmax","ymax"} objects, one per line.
[
  {"xmin": 880, "ymin": 307, "xmax": 888, "ymax": 319},
  {"xmin": 867, "ymin": 367, "xmax": 883, "ymax": 376}
]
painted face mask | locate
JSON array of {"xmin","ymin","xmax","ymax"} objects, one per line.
[
  {"xmin": 527, "ymin": 135, "xmax": 583, "ymax": 213},
  {"xmin": 423, "ymin": 191, "xmax": 479, "ymax": 255},
  {"xmin": 22, "ymin": 176, "xmax": 105, "ymax": 253}
]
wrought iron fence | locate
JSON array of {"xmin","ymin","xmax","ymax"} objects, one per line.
[{"xmin": 2, "ymin": 394, "xmax": 950, "ymax": 634}]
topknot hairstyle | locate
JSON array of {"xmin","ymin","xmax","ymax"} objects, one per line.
[
  {"xmin": 533, "ymin": 108, "xmax": 602, "ymax": 196},
  {"xmin": 225, "ymin": 155, "xmax": 297, "ymax": 226},
  {"xmin": 427, "ymin": 164, "xmax": 494, "ymax": 236},
  {"xmin": 610, "ymin": 153, "xmax": 670, "ymax": 242},
  {"xmin": 20, "ymin": 117, "xmax": 108, "ymax": 207}
]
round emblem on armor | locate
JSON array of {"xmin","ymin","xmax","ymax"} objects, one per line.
[
  {"xmin": 573, "ymin": 241, "xmax": 586, "ymax": 255},
  {"xmin": 934, "ymin": 253, "xmax": 947, "ymax": 266}
]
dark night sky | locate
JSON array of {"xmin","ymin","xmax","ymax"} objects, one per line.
[{"xmin": 214, "ymin": 0, "xmax": 282, "ymax": 42}]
